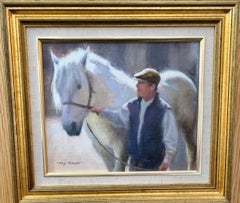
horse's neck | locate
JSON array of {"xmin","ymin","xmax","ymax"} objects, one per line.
[{"xmin": 89, "ymin": 66, "xmax": 136, "ymax": 109}]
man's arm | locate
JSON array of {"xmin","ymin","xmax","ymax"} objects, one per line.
[
  {"xmin": 159, "ymin": 109, "xmax": 178, "ymax": 171},
  {"xmin": 91, "ymin": 103, "xmax": 130, "ymax": 129}
]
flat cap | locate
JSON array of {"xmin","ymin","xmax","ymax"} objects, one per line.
[{"xmin": 134, "ymin": 68, "xmax": 160, "ymax": 85}]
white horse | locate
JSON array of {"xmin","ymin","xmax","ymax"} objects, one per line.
[{"xmin": 50, "ymin": 47, "xmax": 197, "ymax": 171}]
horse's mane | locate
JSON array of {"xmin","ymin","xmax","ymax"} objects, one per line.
[
  {"xmin": 60, "ymin": 48, "xmax": 86, "ymax": 66},
  {"xmin": 51, "ymin": 48, "xmax": 136, "ymax": 111},
  {"xmin": 51, "ymin": 67, "xmax": 64, "ymax": 112},
  {"xmin": 51, "ymin": 48, "xmax": 86, "ymax": 111},
  {"xmin": 86, "ymin": 49, "xmax": 135, "ymax": 89}
]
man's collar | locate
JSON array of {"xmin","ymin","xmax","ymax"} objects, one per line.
[{"xmin": 138, "ymin": 92, "xmax": 159, "ymax": 103}]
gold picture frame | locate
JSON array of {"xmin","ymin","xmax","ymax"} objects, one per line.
[{"xmin": 0, "ymin": 0, "xmax": 239, "ymax": 202}]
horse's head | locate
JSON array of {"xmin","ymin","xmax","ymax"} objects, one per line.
[{"xmin": 51, "ymin": 48, "xmax": 91, "ymax": 135}]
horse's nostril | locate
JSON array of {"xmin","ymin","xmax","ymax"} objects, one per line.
[
  {"xmin": 71, "ymin": 122, "xmax": 77, "ymax": 131},
  {"xmin": 62, "ymin": 121, "xmax": 82, "ymax": 136}
]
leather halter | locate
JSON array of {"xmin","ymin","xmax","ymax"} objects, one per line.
[{"xmin": 63, "ymin": 71, "xmax": 93, "ymax": 109}]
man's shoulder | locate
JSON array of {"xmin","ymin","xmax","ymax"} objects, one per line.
[
  {"xmin": 126, "ymin": 97, "xmax": 140, "ymax": 110},
  {"xmin": 127, "ymin": 97, "xmax": 140, "ymax": 104}
]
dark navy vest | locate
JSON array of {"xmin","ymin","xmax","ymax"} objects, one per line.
[{"xmin": 127, "ymin": 94, "xmax": 168, "ymax": 170}]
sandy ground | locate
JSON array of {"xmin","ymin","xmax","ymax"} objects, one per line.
[
  {"xmin": 45, "ymin": 117, "xmax": 187, "ymax": 174},
  {"xmin": 45, "ymin": 117, "xmax": 108, "ymax": 174}
]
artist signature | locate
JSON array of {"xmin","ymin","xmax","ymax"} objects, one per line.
[{"xmin": 56, "ymin": 161, "xmax": 81, "ymax": 167}]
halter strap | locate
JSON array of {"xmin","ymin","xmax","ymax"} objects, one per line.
[
  {"xmin": 63, "ymin": 71, "xmax": 94, "ymax": 109},
  {"xmin": 63, "ymin": 101, "xmax": 93, "ymax": 109}
]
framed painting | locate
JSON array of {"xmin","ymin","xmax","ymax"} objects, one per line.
[
  {"xmin": 0, "ymin": 0, "xmax": 238, "ymax": 202},
  {"xmin": 40, "ymin": 39, "xmax": 201, "ymax": 176}
]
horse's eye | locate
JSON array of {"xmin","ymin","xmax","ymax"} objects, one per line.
[{"xmin": 77, "ymin": 83, "xmax": 82, "ymax": 89}]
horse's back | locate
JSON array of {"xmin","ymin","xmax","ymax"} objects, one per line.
[{"xmin": 159, "ymin": 70, "xmax": 197, "ymax": 128}]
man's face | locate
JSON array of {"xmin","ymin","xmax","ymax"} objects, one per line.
[{"xmin": 136, "ymin": 80, "xmax": 155, "ymax": 101}]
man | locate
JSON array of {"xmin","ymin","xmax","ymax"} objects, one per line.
[{"xmin": 91, "ymin": 68, "xmax": 178, "ymax": 171}]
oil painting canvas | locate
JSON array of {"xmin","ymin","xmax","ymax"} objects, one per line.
[{"xmin": 41, "ymin": 41, "xmax": 200, "ymax": 175}]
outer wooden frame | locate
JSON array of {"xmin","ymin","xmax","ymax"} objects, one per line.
[{"xmin": 0, "ymin": 0, "xmax": 238, "ymax": 202}]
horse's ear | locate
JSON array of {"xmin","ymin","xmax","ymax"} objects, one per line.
[
  {"xmin": 80, "ymin": 47, "xmax": 90, "ymax": 66},
  {"xmin": 50, "ymin": 49, "xmax": 60, "ymax": 65}
]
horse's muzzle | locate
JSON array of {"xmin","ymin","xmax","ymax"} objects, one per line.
[{"xmin": 63, "ymin": 121, "xmax": 83, "ymax": 136}]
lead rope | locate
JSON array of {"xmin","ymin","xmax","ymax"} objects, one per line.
[{"xmin": 86, "ymin": 120, "xmax": 151, "ymax": 172}]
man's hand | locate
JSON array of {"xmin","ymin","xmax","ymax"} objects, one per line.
[
  {"xmin": 90, "ymin": 106, "xmax": 103, "ymax": 115},
  {"xmin": 159, "ymin": 162, "xmax": 169, "ymax": 171}
]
